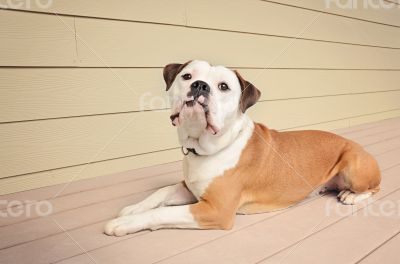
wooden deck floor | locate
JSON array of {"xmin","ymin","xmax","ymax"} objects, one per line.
[{"xmin": 1, "ymin": 117, "xmax": 400, "ymax": 264}]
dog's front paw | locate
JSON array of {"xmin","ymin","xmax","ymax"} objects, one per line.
[{"xmin": 104, "ymin": 216, "xmax": 143, "ymax": 236}]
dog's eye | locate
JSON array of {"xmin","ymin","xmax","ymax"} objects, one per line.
[
  {"xmin": 182, "ymin": 73, "xmax": 192, "ymax": 80},
  {"xmin": 218, "ymin": 82, "xmax": 230, "ymax": 91}
]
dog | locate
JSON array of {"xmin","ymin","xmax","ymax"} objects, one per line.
[{"xmin": 105, "ymin": 60, "xmax": 381, "ymax": 236}]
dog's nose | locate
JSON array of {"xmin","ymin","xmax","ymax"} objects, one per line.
[{"xmin": 191, "ymin": 80, "xmax": 210, "ymax": 95}]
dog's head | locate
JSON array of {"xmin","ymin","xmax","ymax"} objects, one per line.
[{"xmin": 163, "ymin": 60, "xmax": 261, "ymax": 138}]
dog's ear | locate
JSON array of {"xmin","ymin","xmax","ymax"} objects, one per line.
[
  {"xmin": 235, "ymin": 70, "xmax": 261, "ymax": 113},
  {"xmin": 163, "ymin": 61, "xmax": 192, "ymax": 91}
]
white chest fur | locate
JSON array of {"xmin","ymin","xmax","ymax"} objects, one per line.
[{"xmin": 183, "ymin": 117, "xmax": 254, "ymax": 199}]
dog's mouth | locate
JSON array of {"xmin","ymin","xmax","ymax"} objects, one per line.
[
  {"xmin": 170, "ymin": 96, "xmax": 219, "ymax": 135},
  {"xmin": 185, "ymin": 97, "xmax": 208, "ymax": 110}
]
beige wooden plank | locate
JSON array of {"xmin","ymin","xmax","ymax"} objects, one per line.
[
  {"xmin": 241, "ymin": 69, "xmax": 400, "ymax": 100},
  {"xmin": 282, "ymin": 109, "xmax": 400, "ymax": 131},
  {"xmin": 269, "ymin": 0, "xmax": 400, "ymax": 27},
  {"xmin": 0, "ymin": 0, "xmax": 186, "ymax": 25},
  {"xmin": 3, "ymin": 68, "xmax": 400, "ymax": 123},
  {"xmin": 349, "ymin": 110, "xmax": 400, "ymax": 127},
  {"xmin": 0, "ymin": 170, "xmax": 183, "ymax": 227},
  {"xmin": 371, "ymin": 147, "xmax": 400, "ymax": 170},
  {"xmin": 1, "ymin": 124, "xmax": 395, "ymax": 229},
  {"xmin": 0, "ymin": 161, "xmax": 180, "ymax": 210},
  {"xmin": 334, "ymin": 116, "xmax": 400, "ymax": 135},
  {"xmin": 187, "ymin": 0, "xmax": 400, "ymax": 48},
  {"xmin": 335, "ymin": 117, "xmax": 400, "ymax": 137},
  {"xmin": 4, "ymin": 0, "xmax": 400, "ymax": 48},
  {"xmin": 1, "ymin": 230, "xmax": 88, "ymax": 264},
  {"xmin": 365, "ymin": 136, "xmax": 400, "ymax": 155},
  {"xmin": 0, "ymin": 110, "xmax": 177, "ymax": 178},
  {"xmin": 2, "ymin": 91, "xmax": 400, "ymax": 179},
  {"xmin": 261, "ymin": 197, "xmax": 400, "ymax": 263},
  {"xmin": 352, "ymin": 127, "xmax": 400, "ymax": 146},
  {"xmin": 249, "ymin": 91, "xmax": 400, "ymax": 130},
  {"xmin": 348, "ymin": 126, "xmax": 400, "ymax": 143},
  {"xmin": 0, "ymin": 68, "xmax": 164, "ymax": 122},
  {"xmin": 0, "ymin": 172, "xmax": 182, "ymax": 249},
  {"xmin": 0, "ymin": 132, "xmax": 397, "ymax": 262},
  {"xmin": 0, "ymin": 10, "xmax": 77, "ymax": 66},
  {"xmin": 0, "ymin": 148, "xmax": 181, "ymax": 196},
  {"xmin": 0, "ymin": 189, "xmax": 159, "ymax": 264},
  {"xmin": 365, "ymin": 135, "xmax": 400, "ymax": 155},
  {"xmin": 338, "ymin": 119, "xmax": 400, "ymax": 143},
  {"xmin": 359, "ymin": 232, "xmax": 400, "ymax": 264},
  {"xmin": 50, "ymin": 163, "xmax": 400, "ymax": 264},
  {"xmin": 344, "ymin": 117, "xmax": 400, "ymax": 133},
  {"xmin": 75, "ymin": 17, "xmax": 400, "ymax": 68}
]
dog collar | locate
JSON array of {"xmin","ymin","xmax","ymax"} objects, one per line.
[{"xmin": 181, "ymin": 146, "xmax": 199, "ymax": 156}]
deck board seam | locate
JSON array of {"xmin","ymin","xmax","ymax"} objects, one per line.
[
  {"xmin": 338, "ymin": 117, "xmax": 400, "ymax": 135},
  {"xmin": 354, "ymin": 230, "xmax": 400, "ymax": 263}
]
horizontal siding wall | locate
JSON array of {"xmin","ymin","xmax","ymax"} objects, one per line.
[{"xmin": 0, "ymin": 0, "xmax": 399, "ymax": 194}]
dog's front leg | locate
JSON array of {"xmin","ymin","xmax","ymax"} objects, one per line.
[
  {"xmin": 104, "ymin": 199, "xmax": 237, "ymax": 236},
  {"xmin": 105, "ymin": 205, "xmax": 197, "ymax": 236},
  {"xmin": 118, "ymin": 182, "xmax": 197, "ymax": 216}
]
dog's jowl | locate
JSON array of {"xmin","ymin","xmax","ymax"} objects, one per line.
[{"xmin": 105, "ymin": 60, "xmax": 381, "ymax": 236}]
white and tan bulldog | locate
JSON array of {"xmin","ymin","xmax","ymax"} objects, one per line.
[{"xmin": 105, "ymin": 60, "xmax": 381, "ymax": 236}]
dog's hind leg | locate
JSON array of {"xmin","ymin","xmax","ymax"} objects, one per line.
[{"xmin": 335, "ymin": 143, "xmax": 381, "ymax": 205}]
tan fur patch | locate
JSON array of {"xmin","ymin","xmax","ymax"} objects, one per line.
[{"xmin": 190, "ymin": 123, "xmax": 381, "ymax": 228}]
